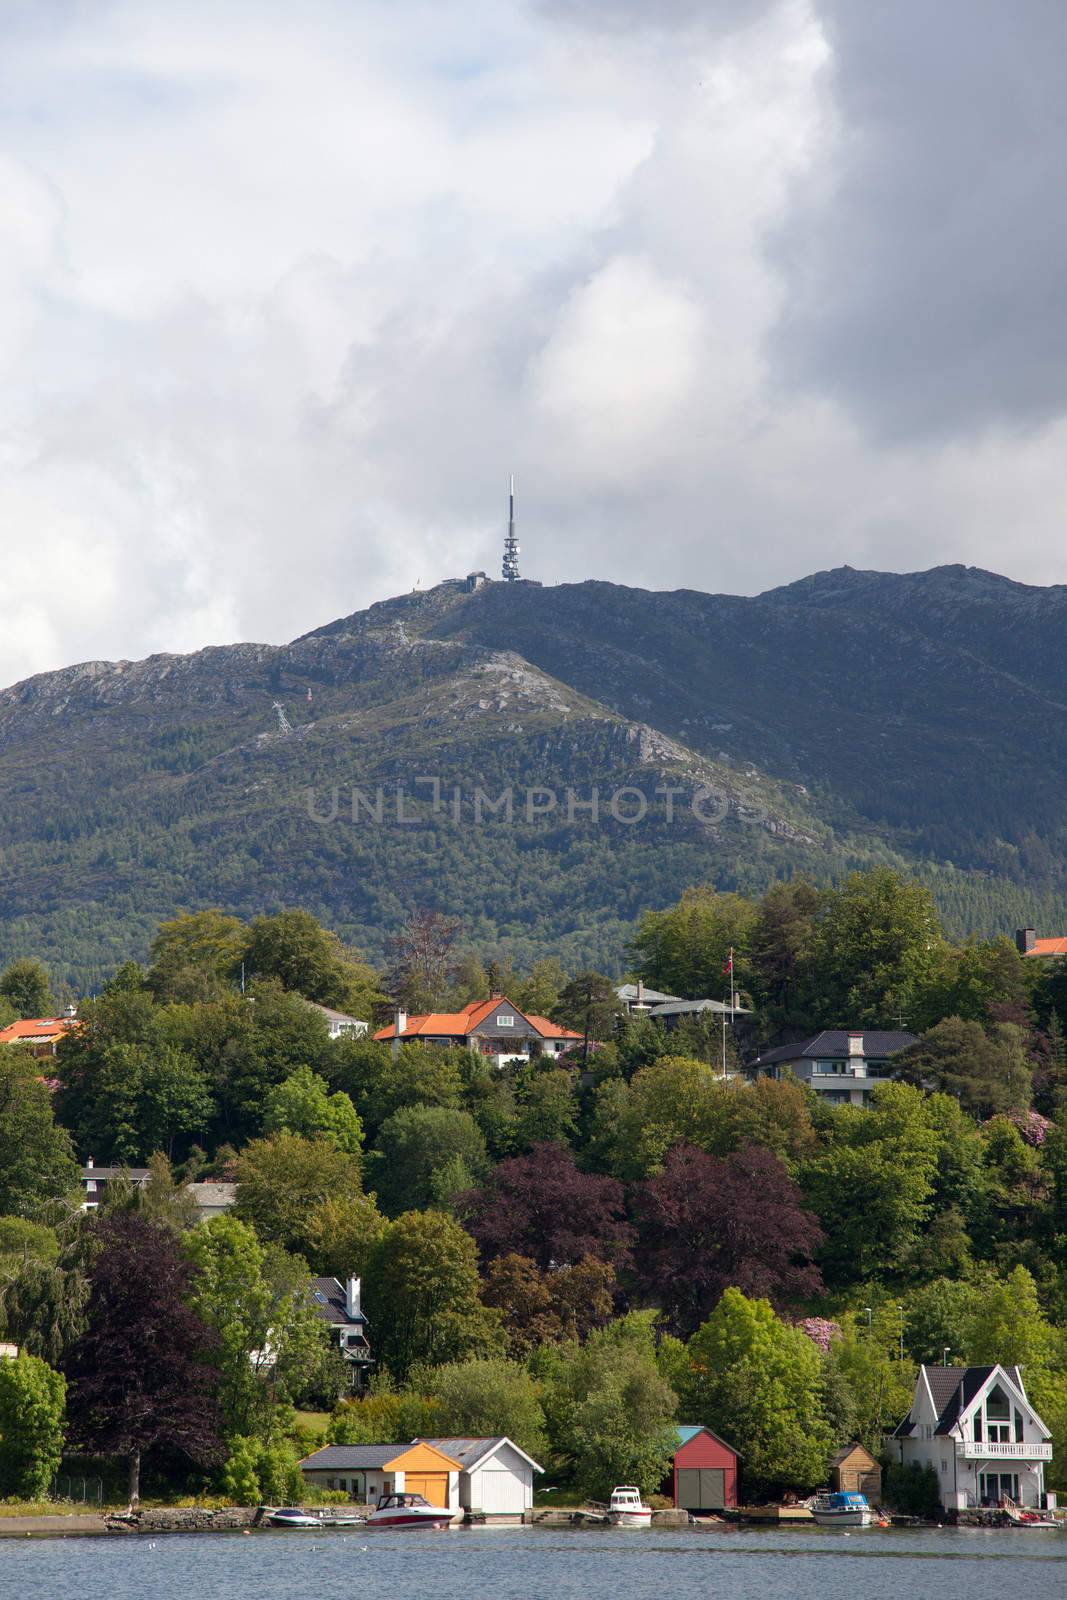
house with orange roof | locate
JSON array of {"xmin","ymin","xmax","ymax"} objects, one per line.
[
  {"xmin": 0, "ymin": 1008, "xmax": 80, "ymax": 1059},
  {"xmin": 374, "ymin": 996, "xmax": 582, "ymax": 1067},
  {"xmin": 1016, "ymin": 928, "xmax": 1067, "ymax": 958}
]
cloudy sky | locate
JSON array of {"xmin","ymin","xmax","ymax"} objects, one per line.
[{"xmin": 3, "ymin": 0, "xmax": 1067, "ymax": 684}]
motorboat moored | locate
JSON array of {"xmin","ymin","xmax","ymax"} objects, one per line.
[
  {"xmin": 365, "ymin": 1492, "xmax": 453, "ymax": 1530},
  {"xmin": 811, "ymin": 1491, "xmax": 874, "ymax": 1527},
  {"xmin": 607, "ymin": 1486, "xmax": 653, "ymax": 1527},
  {"xmin": 267, "ymin": 1506, "xmax": 324, "ymax": 1529}
]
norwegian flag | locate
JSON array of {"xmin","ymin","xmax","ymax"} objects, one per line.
[{"xmin": 723, "ymin": 949, "xmax": 734, "ymax": 974}]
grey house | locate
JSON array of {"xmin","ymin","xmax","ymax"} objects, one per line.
[{"xmin": 748, "ymin": 1029, "xmax": 917, "ymax": 1106}]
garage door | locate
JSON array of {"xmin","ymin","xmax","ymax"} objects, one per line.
[
  {"xmin": 406, "ymin": 1473, "xmax": 449, "ymax": 1507},
  {"xmin": 479, "ymin": 1469, "xmax": 527, "ymax": 1514},
  {"xmin": 676, "ymin": 1467, "xmax": 725, "ymax": 1510}
]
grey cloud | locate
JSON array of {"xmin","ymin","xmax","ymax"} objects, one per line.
[
  {"xmin": 772, "ymin": 0, "xmax": 1067, "ymax": 440},
  {"xmin": 536, "ymin": 0, "xmax": 773, "ymax": 34}
]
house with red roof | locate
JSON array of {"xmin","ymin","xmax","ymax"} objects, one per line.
[
  {"xmin": 1016, "ymin": 928, "xmax": 1067, "ymax": 958},
  {"xmin": 374, "ymin": 996, "xmax": 582, "ymax": 1067},
  {"xmin": 0, "ymin": 1008, "xmax": 80, "ymax": 1059}
]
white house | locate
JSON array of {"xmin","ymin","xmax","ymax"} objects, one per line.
[
  {"xmin": 889, "ymin": 1363, "xmax": 1054, "ymax": 1511},
  {"xmin": 308, "ymin": 1275, "xmax": 373, "ymax": 1389},
  {"xmin": 308, "ymin": 1002, "xmax": 369, "ymax": 1040},
  {"xmin": 418, "ymin": 1436, "xmax": 543, "ymax": 1520}
]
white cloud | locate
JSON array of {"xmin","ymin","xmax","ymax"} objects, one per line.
[{"xmin": 1, "ymin": 0, "xmax": 1066, "ymax": 689}]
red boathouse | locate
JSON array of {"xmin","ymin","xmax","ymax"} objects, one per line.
[{"xmin": 672, "ymin": 1425, "xmax": 739, "ymax": 1512}]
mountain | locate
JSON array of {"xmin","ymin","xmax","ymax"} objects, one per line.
[{"xmin": 1, "ymin": 564, "xmax": 1065, "ymax": 991}]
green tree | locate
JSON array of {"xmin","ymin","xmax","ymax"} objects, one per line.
[
  {"xmin": 513, "ymin": 1067, "xmax": 579, "ymax": 1150},
  {"xmin": 896, "ymin": 1017, "xmax": 1032, "ymax": 1118},
  {"xmin": 417, "ymin": 1357, "xmax": 547, "ymax": 1459},
  {"xmin": 262, "ymin": 1067, "xmax": 363, "ymax": 1155},
  {"xmin": 551, "ymin": 972, "xmax": 622, "ymax": 1060},
  {"xmin": 515, "ymin": 958, "xmax": 566, "ymax": 1019},
  {"xmin": 537, "ymin": 1311, "xmax": 677, "ymax": 1494},
  {"xmin": 0, "ymin": 1351, "xmax": 66, "ymax": 1498},
  {"xmin": 0, "ymin": 959, "xmax": 52, "ymax": 1020},
  {"xmin": 630, "ymin": 887, "xmax": 758, "ymax": 1003},
  {"xmin": 0, "ymin": 1058, "xmax": 78, "ymax": 1216},
  {"xmin": 184, "ymin": 1214, "xmax": 332, "ymax": 1436},
  {"xmin": 824, "ymin": 1311, "xmax": 914, "ymax": 1454},
  {"xmin": 301, "ymin": 1192, "xmax": 387, "ymax": 1281},
  {"xmin": 369, "ymin": 1106, "xmax": 488, "ymax": 1216},
  {"xmin": 148, "ymin": 910, "xmax": 246, "ymax": 1002},
  {"xmin": 808, "ymin": 868, "xmax": 946, "ymax": 1027},
  {"xmin": 800, "ymin": 1082, "xmax": 938, "ymax": 1285},
  {"xmin": 683, "ymin": 1288, "xmax": 832, "ymax": 1494},
  {"xmin": 364, "ymin": 1210, "xmax": 502, "ymax": 1379},
  {"xmin": 336, "ymin": 1041, "xmax": 465, "ymax": 1141},
  {"xmin": 58, "ymin": 1041, "xmax": 214, "ymax": 1164},
  {"xmin": 235, "ymin": 1134, "xmax": 365, "ymax": 1255},
  {"xmin": 243, "ymin": 909, "xmax": 383, "ymax": 1017},
  {"xmin": 593, "ymin": 1057, "xmax": 733, "ymax": 1179}
]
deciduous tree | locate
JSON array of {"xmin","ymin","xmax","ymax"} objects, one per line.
[
  {"xmin": 363, "ymin": 1210, "xmax": 502, "ymax": 1379},
  {"xmin": 461, "ymin": 1142, "xmax": 633, "ymax": 1270},
  {"xmin": 62, "ymin": 1214, "xmax": 221, "ymax": 1506},
  {"xmin": 0, "ymin": 1351, "xmax": 66, "ymax": 1498}
]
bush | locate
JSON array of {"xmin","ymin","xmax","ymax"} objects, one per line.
[{"xmin": 881, "ymin": 1458, "xmax": 941, "ymax": 1518}]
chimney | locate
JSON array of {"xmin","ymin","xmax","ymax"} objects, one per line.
[
  {"xmin": 86, "ymin": 1155, "xmax": 94, "ymax": 1169},
  {"xmin": 1016, "ymin": 928, "xmax": 1036, "ymax": 955},
  {"xmin": 346, "ymin": 1277, "xmax": 361, "ymax": 1320},
  {"xmin": 391, "ymin": 1007, "xmax": 407, "ymax": 1059},
  {"xmin": 848, "ymin": 1032, "xmax": 864, "ymax": 1058},
  {"xmin": 637, "ymin": 979, "xmax": 644, "ymax": 1005}
]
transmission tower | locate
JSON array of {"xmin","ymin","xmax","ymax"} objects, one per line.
[
  {"xmin": 502, "ymin": 474, "xmax": 521, "ymax": 581},
  {"xmin": 272, "ymin": 700, "xmax": 293, "ymax": 735}
]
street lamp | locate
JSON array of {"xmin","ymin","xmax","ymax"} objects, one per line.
[
  {"xmin": 863, "ymin": 1306, "xmax": 873, "ymax": 1332},
  {"xmin": 943, "ymin": 1347, "xmax": 951, "ymax": 1367}
]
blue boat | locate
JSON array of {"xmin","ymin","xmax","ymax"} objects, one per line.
[{"xmin": 811, "ymin": 1491, "xmax": 874, "ymax": 1527}]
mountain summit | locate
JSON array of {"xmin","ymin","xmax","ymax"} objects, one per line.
[{"xmin": 1, "ymin": 566, "xmax": 1064, "ymax": 988}]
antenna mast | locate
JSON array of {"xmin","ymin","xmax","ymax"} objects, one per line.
[
  {"xmin": 502, "ymin": 474, "xmax": 521, "ymax": 581},
  {"xmin": 271, "ymin": 700, "xmax": 293, "ymax": 735}
]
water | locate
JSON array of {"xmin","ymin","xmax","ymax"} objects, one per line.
[{"xmin": 2, "ymin": 1523, "xmax": 1064, "ymax": 1600}]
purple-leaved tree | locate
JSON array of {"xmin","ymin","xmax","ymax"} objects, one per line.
[
  {"xmin": 62, "ymin": 1213, "xmax": 221, "ymax": 1506},
  {"xmin": 461, "ymin": 1142, "xmax": 633, "ymax": 1269}
]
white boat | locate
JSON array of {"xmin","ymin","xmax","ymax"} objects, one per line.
[
  {"xmin": 811, "ymin": 1491, "xmax": 874, "ymax": 1527},
  {"xmin": 607, "ymin": 1486, "xmax": 653, "ymax": 1527},
  {"xmin": 365, "ymin": 1492, "xmax": 453, "ymax": 1530},
  {"xmin": 267, "ymin": 1507, "xmax": 323, "ymax": 1529}
]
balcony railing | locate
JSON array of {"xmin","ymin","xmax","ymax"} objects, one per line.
[{"xmin": 956, "ymin": 1440, "xmax": 1053, "ymax": 1460}]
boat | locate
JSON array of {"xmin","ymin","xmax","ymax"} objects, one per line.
[
  {"xmin": 365, "ymin": 1492, "xmax": 453, "ymax": 1530},
  {"xmin": 811, "ymin": 1491, "xmax": 875, "ymax": 1527},
  {"xmin": 267, "ymin": 1507, "xmax": 324, "ymax": 1529},
  {"xmin": 315, "ymin": 1511, "xmax": 363, "ymax": 1527},
  {"xmin": 607, "ymin": 1486, "xmax": 653, "ymax": 1527},
  {"xmin": 1009, "ymin": 1507, "xmax": 1057, "ymax": 1529}
]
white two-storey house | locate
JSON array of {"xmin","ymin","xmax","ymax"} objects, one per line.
[{"xmin": 889, "ymin": 1364, "xmax": 1054, "ymax": 1511}]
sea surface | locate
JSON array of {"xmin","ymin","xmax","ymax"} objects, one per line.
[{"xmin": 2, "ymin": 1522, "xmax": 1064, "ymax": 1600}]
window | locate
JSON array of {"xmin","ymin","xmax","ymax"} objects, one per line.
[
  {"xmin": 974, "ymin": 1413, "xmax": 982, "ymax": 1443},
  {"xmin": 496, "ymin": 1013, "xmax": 515, "ymax": 1027},
  {"xmin": 986, "ymin": 1385, "xmax": 1011, "ymax": 1443},
  {"xmin": 1014, "ymin": 1409, "xmax": 1024, "ymax": 1443},
  {"xmin": 312, "ymin": 1290, "xmax": 328, "ymax": 1305}
]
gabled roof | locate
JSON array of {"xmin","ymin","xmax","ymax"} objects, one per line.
[
  {"xmin": 308, "ymin": 1277, "xmax": 366, "ymax": 1327},
  {"xmin": 830, "ymin": 1442, "xmax": 878, "ymax": 1468},
  {"xmin": 80, "ymin": 1165, "xmax": 150, "ymax": 1181},
  {"xmin": 374, "ymin": 997, "xmax": 581, "ymax": 1043},
  {"xmin": 650, "ymin": 999, "xmax": 752, "ymax": 1018},
  {"xmin": 673, "ymin": 1423, "xmax": 740, "ymax": 1457},
  {"xmin": 894, "ymin": 1364, "xmax": 1049, "ymax": 1440},
  {"xmin": 188, "ymin": 1181, "xmax": 236, "ymax": 1208},
  {"xmin": 418, "ymin": 1436, "xmax": 544, "ymax": 1474},
  {"xmin": 754, "ymin": 1029, "xmax": 918, "ymax": 1066},
  {"xmin": 299, "ymin": 1441, "xmax": 460, "ymax": 1471},
  {"xmin": 308, "ymin": 1002, "xmax": 367, "ymax": 1026},
  {"xmin": 1026, "ymin": 937, "xmax": 1067, "ymax": 957}
]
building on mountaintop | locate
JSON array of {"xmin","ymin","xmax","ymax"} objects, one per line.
[
  {"xmin": 1016, "ymin": 927, "xmax": 1067, "ymax": 957},
  {"xmin": 748, "ymin": 1030, "xmax": 917, "ymax": 1108},
  {"xmin": 889, "ymin": 1364, "xmax": 1054, "ymax": 1511},
  {"xmin": 374, "ymin": 996, "xmax": 582, "ymax": 1066}
]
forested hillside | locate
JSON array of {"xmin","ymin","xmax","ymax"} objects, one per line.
[{"xmin": 1, "ymin": 564, "xmax": 1065, "ymax": 991}]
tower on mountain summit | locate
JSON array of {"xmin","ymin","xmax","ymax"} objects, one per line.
[{"xmin": 502, "ymin": 474, "xmax": 521, "ymax": 581}]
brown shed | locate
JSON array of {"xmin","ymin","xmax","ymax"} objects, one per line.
[{"xmin": 829, "ymin": 1443, "xmax": 881, "ymax": 1500}]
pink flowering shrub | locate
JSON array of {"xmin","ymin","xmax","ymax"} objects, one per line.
[
  {"xmin": 799, "ymin": 1316, "xmax": 842, "ymax": 1353},
  {"xmin": 1005, "ymin": 1108, "xmax": 1051, "ymax": 1147}
]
